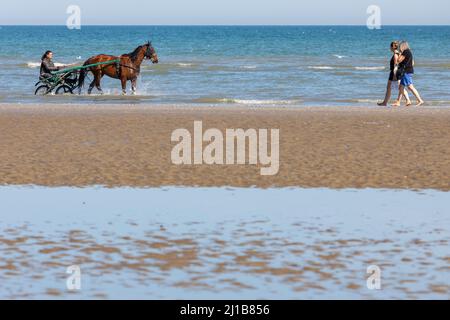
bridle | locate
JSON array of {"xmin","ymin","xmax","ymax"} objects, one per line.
[
  {"xmin": 145, "ymin": 44, "xmax": 154, "ymax": 60},
  {"xmin": 115, "ymin": 43, "xmax": 156, "ymax": 75}
]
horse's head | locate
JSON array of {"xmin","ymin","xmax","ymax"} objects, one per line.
[{"xmin": 145, "ymin": 41, "xmax": 158, "ymax": 64}]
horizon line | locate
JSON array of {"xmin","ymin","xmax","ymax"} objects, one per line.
[{"xmin": 1, "ymin": 24, "xmax": 450, "ymax": 27}]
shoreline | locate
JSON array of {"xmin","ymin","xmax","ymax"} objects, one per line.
[
  {"xmin": 1, "ymin": 102, "xmax": 450, "ymax": 110},
  {"xmin": 0, "ymin": 103, "xmax": 449, "ymax": 190}
]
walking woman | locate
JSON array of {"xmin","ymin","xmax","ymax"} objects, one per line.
[
  {"xmin": 392, "ymin": 42, "xmax": 425, "ymax": 106},
  {"xmin": 378, "ymin": 41, "xmax": 410, "ymax": 106}
]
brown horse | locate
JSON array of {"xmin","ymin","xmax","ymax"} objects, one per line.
[{"xmin": 77, "ymin": 42, "xmax": 158, "ymax": 95}]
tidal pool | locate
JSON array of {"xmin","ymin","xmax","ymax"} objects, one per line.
[{"xmin": 0, "ymin": 187, "xmax": 449, "ymax": 299}]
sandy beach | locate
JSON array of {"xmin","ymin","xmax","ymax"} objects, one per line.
[
  {"xmin": 0, "ymin": 103, "xmax": 449, "ymax": 190},
  {"xmin": 1, "ymin": 104, "xmax": 449, "ymax": 299}
]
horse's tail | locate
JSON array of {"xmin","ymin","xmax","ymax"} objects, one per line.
[{"xmin": 76, "ymin": 61, "xmax": 90, "ymax": 93}]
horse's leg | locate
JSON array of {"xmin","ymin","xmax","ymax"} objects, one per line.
[
  {"xmin": 88, "ymin": 79, "xmax": 95, "ymax": 94},
  {"xmin": 95, "ymin": 72, "xmax": 103, "ymax": 95},
  {"xmin": 120, "ymin": 77, "xmax": 127, "ymax": 95},
  {"xmin": 131, "ymin": 78, "xmax": 137, "ymax": 95},
  {"xmin": 88, "ymin": 70, "xmax": 98, "ymax": 94}
]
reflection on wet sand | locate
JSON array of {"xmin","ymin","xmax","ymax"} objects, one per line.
[
  {"xmin": 1, "ymin": 219, "xmax": 449, "ymax": 299},
  {"xmin": 0, "ymin": 187, "xmax": 449, "ymax": 299}
]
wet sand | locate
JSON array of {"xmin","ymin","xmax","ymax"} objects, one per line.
[
  {"xmin": 0, "ymin": 103, "xmax": 449, "ymax": 190},
  {"xmin": 1, "ymin": 186, "xmax": 449, "ymax": 299}
]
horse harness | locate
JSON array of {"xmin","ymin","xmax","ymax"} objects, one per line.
[
  {"xmin": 114, "ymin": 45, "xmax": 151, "ymax": 77},
  {"xmin": 115, "ymin": 58, "xmax": 140, "ymax": 78}
]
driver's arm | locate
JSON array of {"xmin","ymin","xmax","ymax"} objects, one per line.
[{"xmin": 43, "ymin": 60, "xmax": 60, "ymax": 72}]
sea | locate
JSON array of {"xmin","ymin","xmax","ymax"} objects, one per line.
[{"xmin": 0, "ymin": 25, "xmax": 449, "ymax": 106}]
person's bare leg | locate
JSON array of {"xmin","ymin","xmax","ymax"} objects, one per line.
[
  {"xmin": 407, "ymin": 85, "xmax": 425, "ymax": 106},
  {"xmin": 378, "ymin": 80, "xmax": 392, "ymax": 106},
  {"xmin": 392, "ymin": 84, "xmax": 405, "ymax": 106},
  {"xmin": 403, "ymin": 88, "xmax": 411, "ymax": 106},
  {"xmin": 393, "ymin": 82, "xmax": 412, "ymax": 107}
]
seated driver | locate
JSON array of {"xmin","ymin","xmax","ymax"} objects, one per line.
[{"xmin": 40, "ymin": 50, "xmax": 63, "ymax": 79}]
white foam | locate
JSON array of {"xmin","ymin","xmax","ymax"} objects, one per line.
[
  {"xmin": 26, "ymin": 61, "xmax": 66, "ymax": 68},
  {"xmin": 26, "ymin": 62, "xmax": 41, "ymax": 68},
  {"xmin": 308, "ymin": 66, "xmax": 335, "ymax": 70},
  {"xmin": 354, "ymin": 66, "xmax": 385, "ymax": 71},
  {"xmin": 176, "ymin": 63, "xmax": 194, "ymax": 67},
  {"xmin": 234, "ymin": 99, "xmax": 297, "ymax": 105}
]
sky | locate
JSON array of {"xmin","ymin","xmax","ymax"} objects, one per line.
[{"xmin": 0, "ymin": 0, "xmax": 449, "ymax": 25}]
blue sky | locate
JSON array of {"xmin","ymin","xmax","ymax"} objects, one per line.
[{"xmin": 1, "ymin": 0, "xmax": 449, "ymax": 25}]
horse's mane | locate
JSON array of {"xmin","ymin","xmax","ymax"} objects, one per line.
[{"xmin": 127, "ymin": 45, "xmax": 146, "ymax": 60}]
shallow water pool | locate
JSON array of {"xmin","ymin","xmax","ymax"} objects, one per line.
[{"xmin": 0, "ymin": 186, "xmax": 449, "ymax": 299}]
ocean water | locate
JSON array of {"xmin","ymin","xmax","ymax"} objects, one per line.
[
  {"xmin": 1, "ymin": 186, "xmax": 449, "ymax": 299},
  {"xmin": 0, "ymin": 25, "xmax": 450, "ymax": 106}
]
